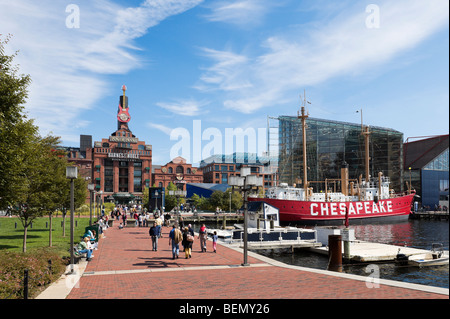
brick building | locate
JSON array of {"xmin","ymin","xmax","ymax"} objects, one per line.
[
  {"xmin": 86, "ymin": 86, "xmax": 152, "ymax": 204},
  {"xmin": 200, "ymin": 152, "xmax": 278, "ymax": 189},
  {"xmin": 152, "ymin": 156, "xmax": 203, "ymax": 191}
]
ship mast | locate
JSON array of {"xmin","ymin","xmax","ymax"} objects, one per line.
[
  {"xmin": 357, "ymin": 109, "xmax": 371, "ymax": 183},
  {"xmin": 298, "ymin": 91, "xmax": 309, "ymax": 200},
  {"xmin": 363, "ymin": 126, "xmax": 371, "ymax": 182}
]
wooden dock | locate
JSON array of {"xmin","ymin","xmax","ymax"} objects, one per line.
[
  {"xmin": 410, "ymin": 211, "xmax": 449, "ymax": 221},
  {"xmin": 175, "ymin": 212, "xmax": 244, "ymax": 225},
  {"xmin": 309, "ymin": 240, "xmax": 432, "ymax": 263},
  {"xmin": 227, "ymin": 238, "xmax": 322, "ymax": 251}
]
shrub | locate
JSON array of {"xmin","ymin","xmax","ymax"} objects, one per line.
[{"xmin": 0, "ymin": 248, "xmax": 66, "ymax": 299}]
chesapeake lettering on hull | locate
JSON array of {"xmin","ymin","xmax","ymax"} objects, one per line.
[
  {"xmin": 108, "ymin": 152, "xmax": 140, "ymax": 161},
  {"xmin": 310, "ymin": 200, "xmax": 393, "ymax": 216}
]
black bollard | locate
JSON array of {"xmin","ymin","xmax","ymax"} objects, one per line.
[
  {"xmin": 23, "ymin": 269, "xmax": 29, "ymax": 299},
  {"xmin": 328, "ymin": 234, "xmax": 343, "ymax": 272}
]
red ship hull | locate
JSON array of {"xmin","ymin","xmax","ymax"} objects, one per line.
[{"xmin": 248, "ymin": 194, "xmax": 415, "ymax": 225}]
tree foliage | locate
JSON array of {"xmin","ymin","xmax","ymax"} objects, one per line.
[
  {"xmin": 1, "ymin": 35, "xmax": 87, "ymax": 251},
  {"xmin": 189, "ymin": 188, "xmax": 243, "ymax": 212}
]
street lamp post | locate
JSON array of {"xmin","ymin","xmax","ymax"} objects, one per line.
[
  {"xmin": 98, "ymin": 191, "xmax": 103, "ymax": 217},
  {"xmin": 66, "ymin": 166, "xmax": 78, "ymax": 273},
  {"xmin": 88, "ymin": 184, "xmax": 95, "ymax": 226},
  {"xmin": 229, "ymin": 167, "xmax": 263, "ymax": 266}
]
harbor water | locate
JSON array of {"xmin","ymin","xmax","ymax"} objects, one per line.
[
  {"xmin": 194, "ymin": 218, "xmax": 449, "ymax": 289},
  {"xmin": 260, "ymin": 219, "xmax": 449, "ymax": 289}
]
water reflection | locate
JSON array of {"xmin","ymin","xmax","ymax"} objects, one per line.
[{"xmin": 194, "ymin": 219, "xmax": 448, "ymax": 289}]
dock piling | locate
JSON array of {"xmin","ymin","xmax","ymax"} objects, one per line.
[{"xmin": 328, "ymin": 234, "xmax": 343, "ymax": 272}]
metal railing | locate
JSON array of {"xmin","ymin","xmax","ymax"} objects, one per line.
[{"xmin": 229, "ymin": 228, "xmax": 317, "ymax": 244}]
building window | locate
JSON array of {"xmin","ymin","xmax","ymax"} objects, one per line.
[
  {"xmin": 134, "ymin": 177, "xmax": 142, "ymax": 193},
  {"xmin": 187, "ymin": 168, "xmax": 191, "ymax": 174},
  {"xmin": 176, "ymin": 166, "xmax": 184, "ymax": 174},
  {"xmin": 440, "ymin": 180, "xmax": 449, "ymax": 192},
  {"xmin": 168, "ymin": 167, "xmax": 173, "ymax": 174},
  {"xmin": 424, "ymin": 149, "xmax": 449, "ymax": 171}
]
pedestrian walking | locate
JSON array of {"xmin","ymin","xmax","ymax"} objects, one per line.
[
  {"xmin": 123, "ymin": 212, "xmax": 127, "ymax": 226},
  {"xmin": 179, "ymin": 216, "xmax": 184, "ymax": 230},
  {"xmin": 169, "ymin": 225, "xmax": 182, "ymax": 259},
  {"xmin": 188, "ymin": 224, "xmax": 195, "ymax": 250},
  {"xmin": 156, "ymin": 215, "xmax": 163, "ymax": 237},
  {"xmin": 149, "ymin": 222, "xmax": 159, "ymax": 251},
  {"xmin": 199, "ymin": 224, "xmax": 207, "ymax": 252},
  {"xmin": 212, "ymin": 231, "xmax": 218, "ymax": 253},
  {"xmin": 182, "ymin": 227, "xmax": 193, "ymax": 258}
]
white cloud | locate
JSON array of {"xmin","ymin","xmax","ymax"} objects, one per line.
[
  {"xmin": 156, "ymin": 99, "xmax": 209, "ymax": 116},
  {"xmin": 198, "ymin": 0, "xmax": 449, "ymax": 114},
  {"xmin": 0, "ymin": 0, "xmax": 203, "ymax": 140},
  {"xmin": 204, "ymin": 0, "xmax": 274, "ymax": 26},
  {"xmin": 196, "ymin": 48, "xmax": 251, "ymax": 92},
  {"xmin": 147, "ymin": 122, "xmax": 173, "ymax": 135}
]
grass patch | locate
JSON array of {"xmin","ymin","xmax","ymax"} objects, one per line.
[{"xmin": 0, "ymin": 216, "xmax": 91, "ymax": 255}]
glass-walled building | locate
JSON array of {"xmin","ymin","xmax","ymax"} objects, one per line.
[
  {"xmin": 278, "ymin": 116, "xmax": 404, "ymax": 193},
  {"xmin": 404, "ymin": 135, "xmax": 449, "ymax": 209}
]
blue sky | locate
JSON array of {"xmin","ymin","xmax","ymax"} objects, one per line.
[{"xmin": 1, "ymin": 0, "xmax": 448, "ymax": 165}]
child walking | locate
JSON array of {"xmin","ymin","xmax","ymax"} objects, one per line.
[{"xmin": 212, "ymin": 231, "xmax": 218, "ymax": 253}]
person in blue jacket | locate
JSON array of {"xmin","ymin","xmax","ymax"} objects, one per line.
[{"xmin": 149, "ymin": 222, "xmax": 159, "ymax": 251}]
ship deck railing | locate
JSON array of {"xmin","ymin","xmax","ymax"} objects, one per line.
[{"xmin": 226, "ymin": 228, "xmax": 320, "ymax": 250}]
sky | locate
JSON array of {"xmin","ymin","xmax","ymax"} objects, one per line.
[{"xmin": 1, "ymin": 0, "xmax": 448, "ymax": 166}]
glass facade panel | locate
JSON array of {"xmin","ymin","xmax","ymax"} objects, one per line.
[
  {"xmin": 423, "ymin": 148, "xmax": 449, "ymax": 171},
  {"xmin": 278, "ymin": 116, "xmax": 403, "ymax": 192}
]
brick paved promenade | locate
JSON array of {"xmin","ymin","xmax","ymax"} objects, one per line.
[{"xmin": 64, "ymin": 221, "xmax": 448, "ymax": 300}]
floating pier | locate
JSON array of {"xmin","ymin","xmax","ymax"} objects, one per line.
[
  {"xmin": 309, "ymin": 240, "xmax": 432, "ymax": 263},
  {"xmin": 310, "ymin": 226, "xmax": 437, "ymax": 263},
  {"xmin": 409, "ymin": 211, "xmax": 449, "ymax": 221}
]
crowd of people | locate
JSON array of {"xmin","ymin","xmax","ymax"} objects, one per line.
[
  {"xmin": 74, "ymin": 215, "xmax": 109, "ymax": 262},
  {"xmin": 74, "ymin": 204, "xmax": 220, "ymax": 263}
]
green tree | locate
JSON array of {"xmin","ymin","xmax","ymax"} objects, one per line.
[
  {"xmin": 190, "ymin": 193, "xmax": 201, "ymax": 208},
  {"xmin": 164, "ymin": 182, "xmax": 179, "ymax": 212},
  {"xmin": 13, "ymin": 134, "xmax": 66, "ymax": 252},
  {"xmin": 225, "ymin": 188, "xmax": 243, "ymax": 211},
  {"xmin": 0, "ymin": 34, "xmax": 32, "ymax": 209},
  {"xmin": 0, "ymin": 35, "xmax": 88, "ymax": 251},
  {"xmin": 142, "ymin": 186, "xmax": 149, "ymax": 208}
]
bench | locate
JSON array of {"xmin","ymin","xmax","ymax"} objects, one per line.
[{"xmin": 73, "ymin": 247, "xmax": 87, "ymax": 263}]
